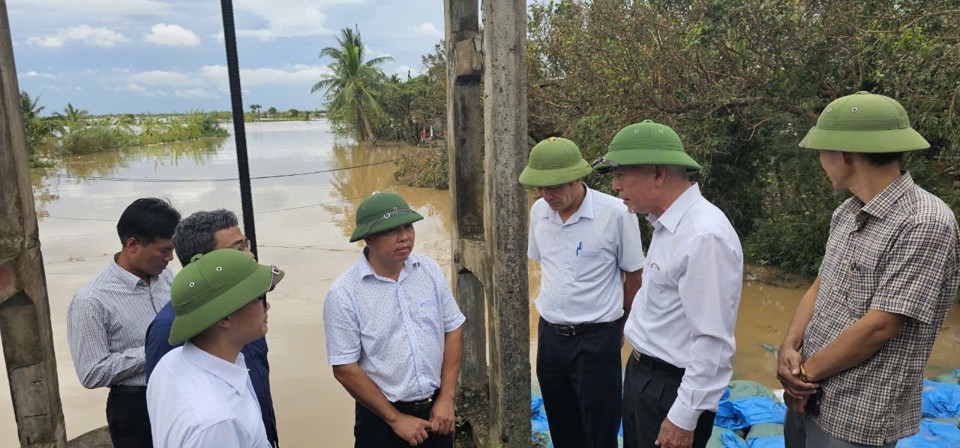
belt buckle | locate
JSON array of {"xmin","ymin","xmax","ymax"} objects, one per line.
[{"xmin": 556, "ymin": 324, "xmax": 575, "ymax": 336}]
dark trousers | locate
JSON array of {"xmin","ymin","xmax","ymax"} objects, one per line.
[
  {"xmin": 106, "ymin": 387, "xmax": 153, "ymax": 448},
  {"xmin": 784, "ymin": 410, "xmax": 896, "ymax": 448},
  {"xmin": 536, "ymin": 318, "xmax": 622, "ymax": 448},
  {"xmin": 354, "ymin": 400, "xmax": 454, "ymax": 448},
  {"xmin": 622, "ymin": 353, "xmax": 715, "ymax": 448}
]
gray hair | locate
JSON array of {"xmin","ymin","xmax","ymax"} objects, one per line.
[{"xmin": 173, "ymin": 209, "xmax": 239, "ymax": 266}]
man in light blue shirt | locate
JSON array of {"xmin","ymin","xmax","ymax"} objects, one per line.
[
  {"xmin": 520, "ymin": 137, "xmax": 645, "ymax": 448},
  {"xmin": 324, "ymin": 191, "xmax": 465, "ymax": 448}
]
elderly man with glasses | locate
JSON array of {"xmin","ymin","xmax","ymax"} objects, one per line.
[
  {"xmin": 144, "ymin": 209, "xmax": 280, "ymax": 447},
  {"xmin": 324, "ymin": 191, "xmax": 465, "ymax": 448},
  {"xmin": 520, "ymin": 137, "xmax": 645, "ymax": 448}
]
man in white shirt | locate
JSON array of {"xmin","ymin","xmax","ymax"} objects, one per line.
[
  {"xmin": 594, "ymin": 120, "xmax": 743, "ymax": 448},
  {"xmin": 520, "ymin": 137, "xmax": 644, "ymax": 448},
  {"xmin": 147, "ymin": 249, "xmax": 283, "ymax": 448}
]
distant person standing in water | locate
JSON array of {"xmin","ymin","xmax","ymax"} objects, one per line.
[
  {"xmin": 324, "ymin": 191, "xmax": 465, "ymax": 447},
  {"xmin": 778, "ymin": 92, "xmax": 960, "ymax": 447},
  {"xmin": 67, "ymin": 197, "xmax": 180, "ymax": 448}
]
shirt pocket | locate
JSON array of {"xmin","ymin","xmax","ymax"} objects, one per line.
[
  {"xmin": 414, "ymin": 295, "xmax": 443, "ymax": 334},
  {"xmin": 642, "ymin": 268, "xmax": 673, "ymax": 314},
  {"xmin": 574, "ymin": 249, "xmax": 608, "ymax": 282},
  {"xmin": 844, "ymin": 258, "xmax": 878, "ymax": 317}
]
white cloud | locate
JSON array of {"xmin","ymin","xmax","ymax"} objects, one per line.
[
  {"xmin": 199, "ymin": 64, "xmax": 331, "ymax": 86},
  {"xmin": 118, "ymin": 83, "xmax": 166, "ymax": 97},
  {"xmin": 128, "ymin": 70, "xmax": 201, "ymax": 88},
  {"xmin": 28, "ymin": 25, "xmax": 130, "ymax": 48},
  {"xmin": 23, "ymin": 71, "xmax": 58, "ymax": 78},
  {"xmin": 174, "ymin": 88, "xmax": 214, "ymax": 99},
  {"xmin": 413, "ymin": 22, "xmax": 441, "ymax": 38},
  {"xmin": 144, "ymin": 24, "xmax": 201, "ymax": 47},
  {"xmin": 233, "ymin": 0, "xmax": 362, "ymax": 40},
  {"xmin": 8, "ymin": 0, "xmax": 174, "ymax": 18}
]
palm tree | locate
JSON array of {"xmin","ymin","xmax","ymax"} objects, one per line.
[
  {"xmin": 311, "ymin": 27, "xmax": 392, "ymax": 144},
  {"xmin": 51, "ymin": 103, "xmax": 89, "ymax": 136},
  {"xmin": 20, "ymin": 90, "xmax": 44, "ymax": 120}
]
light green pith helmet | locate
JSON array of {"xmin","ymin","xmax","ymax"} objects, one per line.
[
  {"xmin": 518, "ymin": 137, "xmax": 593, "ymax": 187},
  {"xmin": 593, "ymin": 120, "xmax": 701, "ymax": 173},
  {"xmin": 349, "ymin": 191, "xmax": 424, "ymax": 243},
  {"xmin": 799, "ymin": 91, "xmax": 929, "ymax": 153}
]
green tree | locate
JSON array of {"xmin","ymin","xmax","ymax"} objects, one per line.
[
  {"xmin": 19, "ymin": 90, "xmax": 54, "ymax": 159},
  {"xmin": 311, "ymin": 27, "xmax": 393, "ymax": 144},
  {"xmin": 51, "ymin": 103, "xmax": 89, "ymax": 136}
]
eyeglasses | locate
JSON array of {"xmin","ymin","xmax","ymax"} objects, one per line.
[
  {"xmin": 364, "ymin": 208, "xmax": 415, "ymax": 236},
  {"xmin": 232, "ymin": 239, "xmax": 251, "ymax": 252},
  {"xmin": 591, "ymin": 156, "xmax": 622, "ymax": 174},
  {"xmin": 255, "ymin": 266, "xmax": 281, "ymax": 310},
  {"xmin": 256, "ymin": 295, "xmax": 267, "ymax": 310}
]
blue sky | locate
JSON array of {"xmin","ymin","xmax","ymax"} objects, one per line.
[{"xmin": 8, "ymin": 0, "xmax": 454, "ymax": 114}]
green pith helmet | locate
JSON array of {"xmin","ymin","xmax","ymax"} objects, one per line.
[
  {"xmin": 799, "ymin": 91, "xmax": 929, "ymax": 153},
  {"xmin": 349, "ymin": 191, "xmax": 424, "ymax": 242},
  {"xmin": 518, "ymin": 137, "xmax": 593, "ymax": 187},
  {"xmin": 169, "ymin": 249, "xmax": 284, "ymax": 344},
  {"xmin": 594, "ymin": 120, "xmax": 701, "ymax": 173}
]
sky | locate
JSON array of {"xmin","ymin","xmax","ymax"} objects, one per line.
[{"xmin": 7, "ymin": 0, "xmax": 452, "ymax": 115}]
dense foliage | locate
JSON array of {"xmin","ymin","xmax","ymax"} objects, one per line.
[{"xmin": 386, "ymin": 0, "xmax": 960, "ymax": 276}]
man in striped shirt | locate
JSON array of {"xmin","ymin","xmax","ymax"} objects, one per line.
[{"xmin": 66, "ymin": 197, "xmax": 180, "ymax": 448}]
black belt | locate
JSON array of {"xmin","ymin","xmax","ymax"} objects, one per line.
[
  {"xmin": 632, "ymin": 350, "xmax": 685, "ymax": 378},
  {"xmin": 110, "ymin": 385, "xmax": 147, "ymax": 394},
  {"xmin": 393, "ymin": 390, "xmax": 439, "ymax": 413},
  {"xmin": 542, "ymin": 317, "xmax": 618, "ymax": 337}
]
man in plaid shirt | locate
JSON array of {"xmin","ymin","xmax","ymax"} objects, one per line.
[{"xmin": 777, "ymin": 91, "xmax": 960, "ymax": 447}]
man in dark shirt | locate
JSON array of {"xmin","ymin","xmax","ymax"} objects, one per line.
[{"xmin": 144, "ymin": 209, "xmax": 279, "ymax": 447}]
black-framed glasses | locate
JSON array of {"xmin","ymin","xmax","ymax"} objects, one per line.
[
  {"xmin": 365, "ymin": 208, "xmax": 415, "ymax": 236},
  {"xmin": 591, "ymin": 156, "xmax": 622, "ymax": 174}
]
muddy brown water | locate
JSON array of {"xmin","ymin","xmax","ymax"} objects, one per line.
[{"xmin": 2, "ymin": 120, "xmax": 957, "ymax": 445}]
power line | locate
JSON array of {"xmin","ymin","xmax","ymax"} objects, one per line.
[{"xmin": 42, "ymin": 158, "xmax": 399, "ymax": 183}]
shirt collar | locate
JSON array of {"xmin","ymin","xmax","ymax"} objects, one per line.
[
  {"xmin": 182, "ymin": 341, "xmax": 249, "ymax": 396},
  {"xmin": 858, "ymin": 172, "xmax": 914, "ymax": 219},
  {"xmin": 108, "ymin": 255, "xmax": 149, "ymax": 291},
  {"xmin": 647, "ymin": 183, "xmax": 701, "ymax": 233},
  {"xmin": 358, "ymin": 248, "xmax": 421, "ymax": 281}
]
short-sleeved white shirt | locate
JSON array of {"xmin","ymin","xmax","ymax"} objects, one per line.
[
  {"xmin": 323, "ymin": 252, "xmax": 466, "ymax": 402},
  {"xmin": 528, "ymin": 184, "xmax": 645, "ymax": 325},
  {"xmin": 147, "ymin": 342, "xmax": 270, "ymax": 448}
]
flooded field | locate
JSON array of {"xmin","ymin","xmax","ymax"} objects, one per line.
[{"xmin": 1, "ymin": 120, "xmax": 957, "ymax": 445}]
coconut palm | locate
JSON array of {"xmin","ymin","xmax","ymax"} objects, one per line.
[
  {"xmin": 51, "ymin": 103, "xmax": 89, "ymax": 136},
  {"xmin": 311, "ymin": 27, "xmax": 392, "ymax": 144}
]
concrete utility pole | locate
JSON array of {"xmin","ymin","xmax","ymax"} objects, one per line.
[
  {"xmin": 0, "ymin": 0, "xmax": 69, "ymax": 446},
  {"xmin": 444, "ymin": 0, "xmax": 530, "ymax": 446}
]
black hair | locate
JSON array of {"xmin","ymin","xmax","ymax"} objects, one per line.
[
  {"xmin": 116, "ymin": 198, "xmax": 181, "ymax": 246},
  {"xmin": 859, "ymin": 152, "xmax": 903, "ymax": 167},
  {"xmin": 172, "ymin": 209, "xmax": 239, "ymax": 266}
]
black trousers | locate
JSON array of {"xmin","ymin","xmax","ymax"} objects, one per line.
[
  {"xmin": 106, "ymin": 386, "xmax": 153, "ymax": 448},
  {"xmin": 622, "ymin": 353, "xmax": 715, "ymax": 448},
  {"xmin": 536, "ymin": 318, "xmax": 622, "ymax": 448},
  {"xmin": 354, "ymin": 399, "xmax": 454, "ymax": 448}
]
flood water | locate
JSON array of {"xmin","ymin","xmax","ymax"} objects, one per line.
[{"xmin": 1, "ymin": 120, "xmax": 958, "ymax": 445}]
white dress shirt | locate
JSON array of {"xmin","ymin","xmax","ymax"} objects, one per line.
[
  {"xmin": 624, "ymin": 183, "xmax": 743, "ymax": 431},
  {"xmin": 147, "ymin": 342, "xmax": 270, "ymax": 448},
  {"xmin": 528, "ymin": 185, "xmax": 645, "ymax": 325},
  {"xmin": 324, "ymin": 252, "xmax": 466, "ymax": 402}
]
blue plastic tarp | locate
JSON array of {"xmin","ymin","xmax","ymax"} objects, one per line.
[
  {"xmin": 747, "ymin": 437, "xmax": 785, "ymax": 448},
  {"xmin": 715, "ymin": 396, "xmax": 788, "ymax": 430},
  {"xmin": 531, "ymin": 393, "xmax": 554, "ymax": 447},
  {"xmin": 721, "ymin": 431, "xmax": 749, "ymax": 448},
  {"xmin": 921, "ymin": 379, "xmax": 960, "ymax": 419},
  {"xmin": 895, "ymin": 419, "xmax": 960, "ymax": 448}
]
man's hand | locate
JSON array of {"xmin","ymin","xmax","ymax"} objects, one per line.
[
  {"xmin": 776, "ymin": 346, "xmax": 818, "ymax": 398},
  {"xmin": 429, "ymin": 396, "xmax": 456, "ymax": 435},
  {"xmin": 389, "ymin": 414, "xmax": 431, "ymax": 446},
  {"xmin": 784, "ymin": 393, "xmax": 809, "ymax": 413},
  {"xmin": 655, "ymin": 418, "xmax": 693, "ymax": 448}
]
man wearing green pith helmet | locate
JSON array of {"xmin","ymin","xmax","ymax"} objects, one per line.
[
  {"xmin": 520, "ymin": 137, "xmax": 645, "ymax": 448},
  {"xmin": 594, "ymin": 120, "xmax": 743, "ymax": 448},
  {"xmin": 324, "ymin": 191, "xmax": 465, "ymax": 448},
  {"xmin": 777, "ymin": 92, "xmax": 960, "ymax": 447}
]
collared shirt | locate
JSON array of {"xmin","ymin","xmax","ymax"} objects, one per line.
[
  {"xmin": 147, "ymin": 342, "xmax": 270, "ymax": 448},
  {"xmin": 66, "ymin": 257, "xmax": 171, "ymax": 388},
  {"xmin": 624, "ymin": 183, "xmax": 743, "ymax": 431},
  {"xmin": 803, "ymin": 172, "xmax": 960, "ymax": 445},
  {"xmin": 528, "ymin": 185, "xmax": 645, "ymax": 325},
  {"xmin": 323, "ymin": 251, "xmax": 466, "ymax": 403},
  {"xmin": 145, "ymin": 302, "xmax": 278, "ymax": 445}
]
